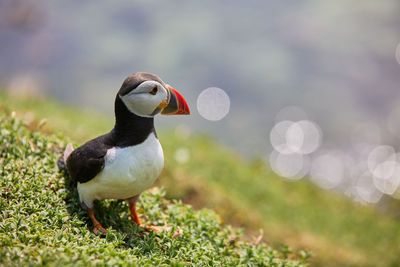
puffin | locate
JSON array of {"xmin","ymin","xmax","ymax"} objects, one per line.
[{"xmin": 59, "ymin": 72, "xmax": 190, "ymax": 234}]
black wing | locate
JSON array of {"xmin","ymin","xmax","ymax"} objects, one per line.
[{"xmin": 66, "ymin": 135, "xmax": 111, "ymax": 184}]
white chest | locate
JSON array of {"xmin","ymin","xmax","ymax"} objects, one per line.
[{"xmin": 77, "ymin": 133, "xmax": 164, "ymax": 206}]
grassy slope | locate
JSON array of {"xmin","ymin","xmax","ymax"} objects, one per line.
[
  {"xmin": 0, "ymin": 105, "xmax": 308, "ymax": 266},
  {"xmin": 1, "ymin": 93, "xmax": 400, "ymax": 266}
]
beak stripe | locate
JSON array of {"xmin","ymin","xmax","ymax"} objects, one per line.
[{"xmin": 161, "ymin": 86, "xmax": 190, "ymax": 115}]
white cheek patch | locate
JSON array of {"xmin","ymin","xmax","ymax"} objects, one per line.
[
  {"xmin": 121, "ymin": 94, "xmax": 155, "ymax": 117},
  {"xmin": 120, "ymin": 83, "xmax": 169, "ymax": 118}
]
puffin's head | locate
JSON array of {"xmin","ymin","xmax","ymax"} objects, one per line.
[{"xmin": 118, "ymin": 72, "xmax": 190, "ymax": 118}]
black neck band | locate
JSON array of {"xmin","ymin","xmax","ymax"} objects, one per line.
[{"xmin": 111, "ymin": 95, "xmax": 156, "ymax": 147}]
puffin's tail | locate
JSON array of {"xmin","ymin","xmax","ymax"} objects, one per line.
[{"xmin": 57, "ymin": 143, "xmax": 74, "ymax": 174}]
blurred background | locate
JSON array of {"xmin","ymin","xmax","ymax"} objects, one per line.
[{"xmin": 1, "ymin": 0, "xmax": 400, "ymax": 266}]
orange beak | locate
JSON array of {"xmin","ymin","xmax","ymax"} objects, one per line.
[{"xmin": 161, "ymin": 85, "xmax": 190, "ymax": 115}]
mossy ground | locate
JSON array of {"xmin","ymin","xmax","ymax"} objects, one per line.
[
  {"xmin": 2, "ymin": 93, "xmax": 400, "ymax": 266},
  {"xmin": 0, "ymin": 113, "xmax": 308, "ymax": 266}
]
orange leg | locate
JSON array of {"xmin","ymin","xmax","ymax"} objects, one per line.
[
  {"xmin": 127, "ymin": 197, "xmax": 168, "ymax": 232},
  {"xmin": 129, "ymin": 201, "xmax": 141, "ymax": 225},
  {"xmin": 88, "ymin": 208, "xmax": 107, "ymax": 235}
]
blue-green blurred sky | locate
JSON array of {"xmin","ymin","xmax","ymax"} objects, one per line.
[{"xmin": 1, "ymin": 0, "xmax": 400, "ymax": 157}]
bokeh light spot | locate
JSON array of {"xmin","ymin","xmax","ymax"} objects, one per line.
[
  {"xmin": 296, "ymin": 120, "xmax": 322, "ymax": 154},
  {"xmin": 310, "ymin": 153, "xmax": 344, "ymax": 189},
  {"xmin": 355, "ymin": 172, "xmax": 383, "ymax": 204},
  {"xmin": 367, "ymin": 145, "xmax": 396, "ymax": 178},
  {"xmin": 270, "ymin": 120, "xmax": 321, "ymax": 155},
  {"xmin": 269, "ymin": 150, "xmax": 309, "ymax": 180},
  {"xmin": 174, "ymin": 147, "xmax": 190, "ymax": 164},
  {"xmin": 197, "ymin": 87, "xmax": 230, "ymax": 121},
  {"xmin": 372, "ymin": 160, "xmax": 400, "ymax": 195},
  {"xmin": 286, "ymin": 122, "xmax": 304, "ymax": 153},
  {"xmin": 270, "ymin": 120, "xmax": 299, "ymax": 154}
]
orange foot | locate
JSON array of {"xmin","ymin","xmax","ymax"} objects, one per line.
[
  {"xmin": 93, "ymin": 223, "xmax": 107, "ymax": 235},
  {"xmin": 88, "ymin": 208, "xmax": 107, "ymax": 235},
  {"xmin": 127, "ymin": 198, "xmax": 177, "ymax": 234},
  {"xmin": 140, "ymin": 224, "xmax": 171, "ymax": 232}
]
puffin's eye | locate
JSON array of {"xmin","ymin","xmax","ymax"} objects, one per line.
[{"xmin": 150, "ymin": 86, "xmax": 158, "ymax": 95}]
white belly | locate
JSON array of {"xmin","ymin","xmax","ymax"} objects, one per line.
[{"xmin": 77, "ymin": 133, "xmax": 164, "ymax": 208}]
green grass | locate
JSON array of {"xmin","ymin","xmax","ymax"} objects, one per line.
[
  {"xmin": 1, "ymin": 93, "xmax": 400, "ymax": 266},
  {"xmin": 0, "ymin": 113, "xmax": 308, "ymax": 266}
]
